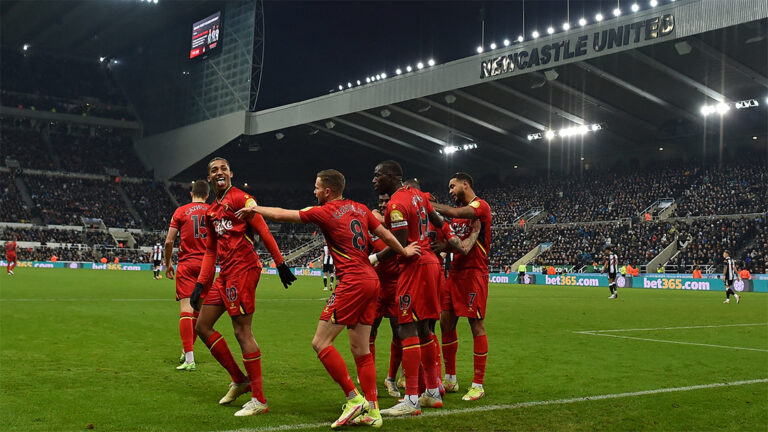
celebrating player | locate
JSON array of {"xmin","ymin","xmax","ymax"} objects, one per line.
[
  {"xmin": 372, "ymin": 161, "xmax": 474, "ymax": 416},
  {"xmin": 723, "ymin": 250, "xmax": 742, "ymax": 304},
  {"xmin": 430, "ymin": 172, "xmax": 492, "ymax": 401},
  {"xmin": 238, "ymin": 169, "xmax": 420, "ymax": 428},
  {"xmin": 603, "ymin": 246, "xmax": 619, "ymax": 299},
  {"xmin": 5, "ymin": 236, "xmax": 17, "ymax": 275},
  {"xmin": 189, "ymin": 157, "xmax": 297, "ymax": 417},
  {"xmin": 163, "ymin": 180, "xmax": 210, "ymax": 371}
]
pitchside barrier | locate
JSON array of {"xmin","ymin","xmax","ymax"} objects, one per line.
[{"xmin": 3, "ymin": 260, "xmax": 766, "ymax": 293}]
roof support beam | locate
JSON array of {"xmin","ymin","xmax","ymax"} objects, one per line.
[
  {"xmin": 487, "ymin": 82, "xmax": 586, "ymax": 125},
  {"xmin": 686, "ymin": 38, "xmax": 768, "ymax": 89},
  {"xmin": 574, "ymin": 61, "xmax": 702, "ymax": 124},
  {"xmin": 331, "ymin": 117, "xmax": 434, "ymax": 157},
  {"xmin": 452, "ymin": 90, "xmax": 547, "ymax": 130},
  {"xmin": 419, "ymin": 98, "xmax": 512, "ymax": 137},
  {"xmin": 356, "ymin": 111, "xmax": 448, "ymax": 147},
  {"xmin": 627, "ymin": 50, "xmax": 727, "ymax": 102}
]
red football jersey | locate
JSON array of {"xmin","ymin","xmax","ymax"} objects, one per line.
[
  {"xmin": 5, "ymin": 241, "xmax": 17, "ymax": 254},
  {"xmin": 169, "ymin": 202, "xmax": 210, "ymax": 263},
  {"xmin": 299, "ymin": 199, "xmax": 381, "ymax": 281},
  {"xmin": 450, "ymin": 197, "xmax": 492, "ymax": 272},
  {"xmin": 371, "ymin": 235, "xmax": 400, "ymax": 285},
  {"xmin": 385, "ymin": 185, "xmax": 439, "ymax": 266},
  {"xmin": 205, "ymin": 187, "xmax": 262, "ymax": 275}
]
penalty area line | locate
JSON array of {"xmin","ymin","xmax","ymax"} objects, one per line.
[
  {"xmin": 214, "ymin": 378, "xmax": 768, "ymax": 432},
  {"xmin": 575, "ymin": 323, "xmax": 768, "ymax": 333}
]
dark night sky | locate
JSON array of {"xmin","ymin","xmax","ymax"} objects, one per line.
[{"xmin": 256, "ymin": 0, "xmax": 634, "ymax": 110}]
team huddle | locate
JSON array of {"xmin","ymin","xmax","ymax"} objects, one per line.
[{"xmin": 163, "ymin": 157, "xmax": 492, "ymax": 427}]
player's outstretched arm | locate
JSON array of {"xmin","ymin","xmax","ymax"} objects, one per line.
[
  {"xmin": 191, "ymin": 221, "xmax": 219, "ymax": 310},
  {"xmin": 246, "ymin": 211, "xmax": 297, "ymax": 288},
  {"xmin": 372, "ymin": 225, "xmax": 421, "ymax": 258},
  {"xmin": 163, "ymin": 227, "xmax": 179, "ymax": 279},
  {"xmin": 236, "ymin": 205, "xmax": 302, "ymax": 224},
  {"xmin": 432, "ymin": 201, "xmax": 477, "ymax": 219}
]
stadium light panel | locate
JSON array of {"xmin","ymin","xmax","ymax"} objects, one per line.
[
  {"xmin": 338, "ymin": 85, "xmax": 343, "ymax": 91},
  {"xmin": 595, "ymin": 13, "xmax": 604, "ymax": 22},
  {"xmin": 428, "ymin": 59, "xmax": 435, "ymax": 66},
  {"xmin": 381, "ymin": 72, "xmax": 387, "ymax": 78},
  {"xmin": 490, "ymin": 43, "xmax": 497, "ymax": 50},
  {"xmin": 476, "ymin": 46, "xmax": 484, "ymax": 54},
  {"xmin": 715, "ymin": 103, "xmax": 730, "ymax": 115},
  {"xmin": 366, "ymin": 77, "xmax": 371, "ymax": 83},
  {"xmin": 562, "ymin": 22, "xmax": 571, "ymax": 30},
  {"xmin": 581, "ymin": 157, "xmax": 585, "ymax": 161},
  {"xmin": 700, "ymin": 105, "xmax": 714, "ymax": 116},
  {"xmin": 347, "ymin": 82, "xmax": 352, "ymax": 88},
  {"xmin": 650, "ymin": 0, "xmax": 658, "ymax": 6},
  {"xmin": 613, "ymin": 8, "xmax": 621, "ymax": 17},
  {"xmin": 659, "ymin": 147, "xmax": 663, "ymax": 151},
  {"xmin": 591, "ymin": 124, "xmax": 602, "ymax": 131},
  {"xmin": 579, "ymin": 18, "xmax": 587, "ymax": 26},
  {"xmin": 547, "ymin": 27, "xmax": 555, "ymax": 35},
  {"xmin": 503, "ymin": 39, "xmax": 510, "ymax": 46},
  {"xmin": 754, "ymin": 136, "xmax": 758, "ymax": 140},
  {"xmin": 532, "ymin": 31, "xmax": 540, "ymax": 39},
  {"xmin": 395, "ymin": 68, "xmax": 402, "ymax": 75},
  {"xmin": 514, "ymin": 165, "xmax": 518, "ymax": 169},
  {"xmin": 545, "ymin": 130, "xmax": 556, "ymax": 140},
  {"xmin": 153, "ymin": 0, "xmax": 158, "ymax": 3},
  {"xmin": 99, "ymin": 56, "xmax": 106, "ymax": 63},
  {"xmin": 417, "ymin": 62, "xmax": 424, "ymax": 69},
  {"xmin": 376, "ymin": 74, "xmax": 381, "ymax": 80},
  {"xmin": 22, "ymin": 44, "xmax": 30, "ymax": 51},
  {"xmin": 631, "ymin": 3, "xmax": 640, "ymax": 12},
  {"xmin": 356, "ymin": 80, "xmax": 361, "ymax": 85},
  {"xmin": 406, "ymin": 66, "xmax": 412, "ymax": 72},
  {"xmin": 517, "ymin": 35, "xmax": 524, "ymax": 42}
]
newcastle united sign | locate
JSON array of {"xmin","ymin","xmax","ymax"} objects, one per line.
[{"xmin": 481, "ymin": 14, "xmax": 675, "ymax": 79}]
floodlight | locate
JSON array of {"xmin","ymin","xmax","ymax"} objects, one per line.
[
  {"xmin": 547, "ymin": 27, "xmax": 555, "ymax": 34},
  {"xmin": 417, "ymin": 62, "xmax": 424, "ymax": 69},
  {"xmin": 503, "ymin": 39, "xmax": 510, "ymax": 46},
  {"xmin": 613, "ymin": 8, "xmax": 621, "ymax": 17},
  {"xmin": 476, "ymin": 46, "xmax": 484, "ymax": 53},
  {"xmin": 532, "ymin": 31, "xmax": 540, "ymax": 39},
  {"xmin": 631, "ymin": 3, "xmax": 640, "ymax": 12},
  {"xmin": 366, "ymin": 77, "xmax": 371, "ymax": 83},
  {"xmin": 22, "ymin": 44, "xmax": 30, "ymax": 51},
  {"xmin": 545, "ymin": 130, "xmax": 556, "ymax": 140},
  {"xmin": 490, "ymin": 43, "xmax": 497, "ymax": 49},
  {"xmin": 338, "ymin": 85, "xmax": 343, "ymax": 90},
  {"xmin": 356, "ymin": 80, "xmax": 361, "ymax": 85},
  {"xmin": 406, "ymin": 66, "xmax": 412, "ymax": 72},
  {"xmin": 562, "ymin": 22, "xmax": 571, "ymax": 30},
  {"xmin": 376, "ymin": 74, "xmax": 381, "ymax": 80},
  {"xmin": 579, "ymin": 18, "xmax": 587, "ymax": 26},
  {"xmin": 347, "ymin": 82, "xmax": 352, "ymax": 88},
  {"xmin": 650, "ymin": 0, "xmax": 658, "ymax": 6},
  {"xmin": 595, "ymin": 13, "xmax": 604, "ymax": 22},
  {"xmin": 517, "ymin": 35, "xmax": 524, "ymax": 42},
  {"xmin": 716, "ymin": 103, "xmax": 730, "ymax": 114},
  {"xmin": 514, "ymin": 165, "xmax": 518, "ymax": 169},
  {"xmin": 659, "ymin": 147, "xmax": 663, "ymax": 151},
  {"xmin": 700, "ymin": 105, "xmax": 714, "ymax": 116},
  {"xmin": 428, "ymin": 59, "xmax": 435, "ymax": 66},
  {"xmin": 99, "ymin": 56, "xmax": 106, "ymax": 63},
  {"xmin": 395, "ymin": 68, "xmax": 402, "ymax": 75},
  {"xmin": 381, "ymin": 72, "xmax": 387, "ymax": 78}
]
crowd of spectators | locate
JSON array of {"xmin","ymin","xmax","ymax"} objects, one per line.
[
  {"xmin": 0, "ymin": 120, "xmax": 57, "ymax": 170},
  {"xmin": 0, "ymin": 227, "xmax": 83, "ymax": 244},
  {"xmin": 672, "ymin": 165, "xmax": 768, "ymax": 217},
  {"xmin": 0, "ymin": 171, "xmax": 31, "ymax": 223},
  {"xmin": 670, "ymin": 217, "xmax": 759, "ymax": 271},
  {"xmin": 742, "ymin": 218, "xmax": 767, "ymax": 274},
  {"xmin": 121, "ymin": 181, "xmax": 177, "ymax": 229}
]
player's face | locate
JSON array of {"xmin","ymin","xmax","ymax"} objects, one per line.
[
  {"xmin": 448, "ymin": 178, "xmax": 465, "ymax": 205},
  {"xmin": 207, "ymin": 160, "xmax": 232, "ymax": 192},
  {"xmin": 372, "ymin": 165, "xmax": 392, "ymax": 194},
  {"xmin": 314, "ymin": 177, "xmax": 330, "ymax": 205},
  {"xmin": 378, "ymin": 194, "xmax": 390, "ymax": 213}
]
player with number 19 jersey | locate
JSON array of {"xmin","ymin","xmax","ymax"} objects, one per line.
[
  {"xmin": 169, "ymin": 202, "xmax": 210, "ymax": 300},
  {"xmin": 385, "ymin": 186, "xmax": 443, "ymax": 323},
  {"xmin": 300, "ymin": 199, "xmax": 382, "ymax": 325}
]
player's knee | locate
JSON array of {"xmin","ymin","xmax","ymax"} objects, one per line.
[
  {"xmin": 195, "ymin": 322, "xmax": 213, "ymax": 338},
  {"xmin": 469, "ymin": 319, "xmax": 486, "ymax": 336},
  {"xmin": 312, "ymin": 337, "xmax": 330, "ymax": 353}
]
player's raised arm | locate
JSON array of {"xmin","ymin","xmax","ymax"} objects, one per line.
[
  {"xmin": 246, "ymin": 209, "xmax": 297, "ymax": 289},
  {"xmin": 238, "ymin": 204, "xmax": 303, "ymax": 224},
  {"xmin": 431, "ymin": 201, "xmax": 478, "ymax": 219},
  {"xmin": 163, "ymin": 226, "xmax": 179, "ymax": 279},
  {"xmin": 426, "ymin": 202, "xmax": 472, "ymax": 255},
  {"xmin": 371, "ymin": 224, "xmax": 420, "ymax": 259}
]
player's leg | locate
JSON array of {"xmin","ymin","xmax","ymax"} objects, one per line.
[
  {"xmin": 724, "ymin": 282, "xmax": 734, "ymax": 303},
  {"xmin": 381, "ymin": 321, "xmax": 422, "ymax": 416},
  {"xmin": 195, "ymin": 303, "xmax": 250, "ymax": 404},
  {"xmin": 415, "ymin": 320, "xmax": 442, "ymax": 408},
  {"xmin": 427, "ymin": 319, "xmax": 443, "ymax": 395},
  {"xmin": 440, "ymin": 309, "xmax": 459, "ymax": 391},
  {"xmin": 230, "ymin": 312, "xmax": 269, "ymax": 416},
  {"xmin": 177, "ymin": 298, "xmax": 198, "ymax": 370},
  {"xmin": 330, "ymin": 270, "xmax": 336, "ymax": 290},
  {"xmin": 464, "ymin": 318, "xmax": 487, "ymax": 401},
  {"xmin": 370, "ymin": 317, "xmax": 382, "ymax": 364},
  {"xmin": 385, "ymin": 317, "xmax": 402, "ymax": 396},
  {"xmin": 323, "ymin": 270, "xmax": 329, "ymax": 290},
  {"xmin": 347, "ymin": 322, "xmax": 382, "ymax": 426}
]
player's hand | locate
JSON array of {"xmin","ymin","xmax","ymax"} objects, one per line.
[
  {"xmin": 403, "ymin": 241, "xmax": 421, "ymax": 258},
  {"xmin": 234, "ymin": 205, "xmax": 258, "ymax": 220},
  {"xmin": 471, "ymin": 219, "xmax": 481, "ymax": 232},
  {"xmin": 371, "ymin": 209, "xmax": 385, "ymax": 223},
  {"xmin": 277, "ymin": 263, "xmax": 297, "ymax": 289},
  {"xmin": 165, "ymin": 265, "xmax": 175, "ymax": 280},
  {"xmin": 190, "ymin": 282, "xmax": 204, "ymax": 311},
  {"xmin": 430, "ymin": 240, "xmax": 447, "ymax": 254}
]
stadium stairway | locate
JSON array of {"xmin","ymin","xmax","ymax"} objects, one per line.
[
  {"xmin": 12, "ymin": 175, "xmax": 42, "ymax": 225},
  {"xmin": 511, "ymin": 243, "xmax": 549, "ymax": 272},
  {"xmin": 114, "ymin": 183, "xmax": 145, "ymax": 229}
]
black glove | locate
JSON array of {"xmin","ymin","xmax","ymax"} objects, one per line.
[
  {"xmin": 190, "ymin": 282, "xmax": 204, "ymax": 311},
  {"xmin": 277, "ymin": 263, "xmax": 297, "ymax": 289}
]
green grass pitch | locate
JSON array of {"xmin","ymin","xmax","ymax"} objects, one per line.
[{"xmin": 1, "ymin": 268, "xmax": 766, "ymax": 431}]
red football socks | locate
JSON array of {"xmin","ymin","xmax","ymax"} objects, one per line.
[
  {"xmin": 388, "ymin": 339, "xmax": 402, "ymax": 379},
  {"xmin": 369, "ymin": 335, "xmax": 376, "ymax": 364},
  {"xmin": 420, "ymin": 337, "xmax": 440, "ymax": 390},
  {"xmin": 243, "ymin": 350, "xmax": 266, "ymax": 403},
  {"xmin": 473, "ymin": 334, "xmax": 488, "ymax": 385},
  {"xmin": 179, "ymin": 312, "xmax": 197, "ymax": 352},
  {"xmin": 401, "ymin": 336, "xmax": 421, "ymax": 396},
  {"xmin": 431, "ymin": 332, "xmax": 442, "ymax": 383},
  {"xmin": 318, "ymin": 346, "xmax": 356, "ymax": 397},
  {"xmin": 204, "ymin": 331, "xmax": 247, "ymax": 383},
  {"xmin": 442, "ymin": 329, "xmax": 458, "ymax": 376},
  {"xmin": 354, "ymin": 353, "xmax": 378, "ymax": 409}
]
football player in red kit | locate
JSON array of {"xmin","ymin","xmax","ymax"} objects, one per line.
[
  {"xmin": 164, "ymin": 179, "xmax": 210, "ymax": 371},
  {"xmin": 189, "ymin": 157, "xmax": 297, "ymax": 416},
  {"xmin": 238, "ymin": 169, "xmax": 420, "ymax": 428},
  {"xmin": 5, "ymin": 236, "xmax": 17, "ymax": 275}
]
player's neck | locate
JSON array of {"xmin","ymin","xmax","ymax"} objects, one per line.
[
  {"xmin": 191, "ymin": 198, "xmax": 206, "ymax": 203},
  {"xmin": 463, "ymin": 192, "xmax": 477, "ymax": 206}
]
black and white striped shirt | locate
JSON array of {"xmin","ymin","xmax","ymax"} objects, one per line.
[
  {"xmin": 323, "ymin": 245, "xmax": 334, "ymax": 266},
  {"xmin": 724, "ymin": 256, "xmax": 736, "ymax": 280},
  {"xmin": 152, "ymin": 244, "xmax": 162, "ymax": 261}
]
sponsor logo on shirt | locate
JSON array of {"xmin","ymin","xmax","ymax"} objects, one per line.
[{"xmin": 214, "ymin": 218, "xmax": 234, "ymax": 236}]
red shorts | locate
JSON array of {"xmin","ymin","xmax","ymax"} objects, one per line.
[
  {"xmin": 202, "ymin": 267, "xmax": 261, "ymax": 316},
  {"xmin": 376, "ymin": 279, "xmax": 398, "ymax": 319},
  {"xmin": 443, "ymin": 270, "xmax": 488, "ymax": 319},
  {"xmin": 6, "ymin": 253, "xmax": 16, "ymax": 261},
  {"xmin": 396, "ymin": 260, "xmax": 441, "ymax": 324},
  {"xmin": 175, "ymin": 261, "xmax": 201, "ymax": 301},
  {"xmin": 321, "ymin": 277, "xmax": 379, "ymax": 326}
]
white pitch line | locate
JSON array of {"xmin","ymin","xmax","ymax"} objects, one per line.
[
  {"xmin": 575, "ymin": 323, "xmax": 768, "ymax": 333},
  {"xmin": 215, "ymin": 378, "xmax": 768, "ymax": 432},
  {"xmin": 577, "ymin": 332, "xmax": 768, "ymax": 353}
]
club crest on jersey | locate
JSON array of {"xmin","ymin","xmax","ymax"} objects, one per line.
[
  {"xmin": 451, "ymin": 221, "xmax": 471, "ymax": 237},
  {"xmin": 213, "ymin": 218, "xmax": 233, "ymax": 235},
  {"xmin": 390, "ymin": 210, "xmax": 404, "ymax": 222},
  {"xmin": 469, "ymin": 200, "xmax": 480, "ymax": 208}
]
